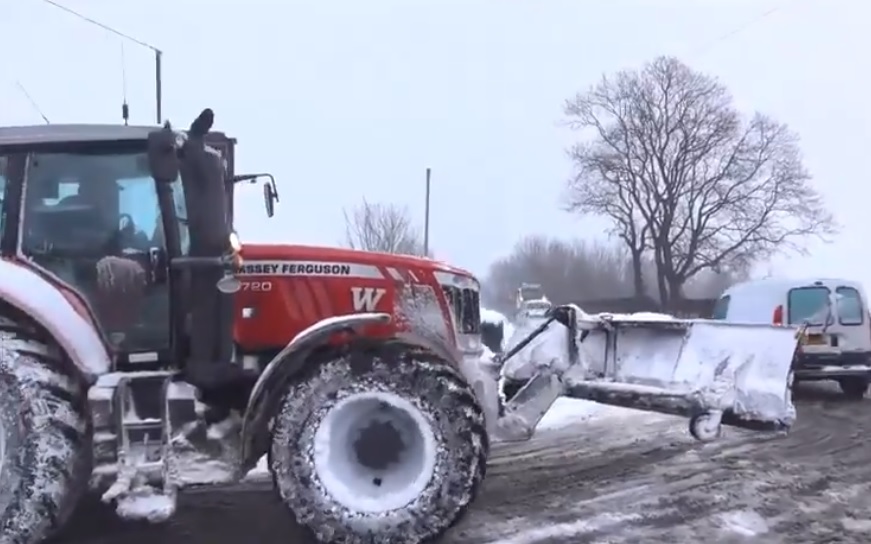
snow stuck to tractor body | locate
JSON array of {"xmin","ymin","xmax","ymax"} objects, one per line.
[{"xmin": 499, "ymin": 305, "xmax": 798, "ymax": 436}]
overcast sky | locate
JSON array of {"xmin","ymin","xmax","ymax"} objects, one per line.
[{"xmin": 2, "ymin": 0, "xmax": 868, "ymax": 284}]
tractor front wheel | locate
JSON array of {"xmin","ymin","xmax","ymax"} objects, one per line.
[
  {"xmin": 838, "ymin": 376, "xmax": 869, "ymax": 400},
  {"xmin": 269, "ymin": 341, "xmax": 488, "ymax": 544},
  {"xmin": 0, "ymin": 316, "xmax": 91, "ymax": 544}
]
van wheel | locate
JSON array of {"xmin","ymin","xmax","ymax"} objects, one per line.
[{"xmin": 838, "ymin": 377, "xmax": 869, "ymax": 400}]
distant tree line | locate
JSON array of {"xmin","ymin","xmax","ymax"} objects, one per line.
[{"xmin": 343, "ymin": 56, "xmax": 837, "ymax": 320}]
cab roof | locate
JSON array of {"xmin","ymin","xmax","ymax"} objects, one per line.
[
  {"xmin": 0, "ymin": 124, "xmax": 234, "ymax": 148},
  {"xmin": 0, "ymin": 124, "xmax": 159, "ymax": 147}
]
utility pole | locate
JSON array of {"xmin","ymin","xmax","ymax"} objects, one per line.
[
  {"xmin": 155, "ymin": 49, "xmax": 163, "ymax": 124},
  {"xmin": 423, "ymin": 167, "xmax": 431, "ymax": 256}
]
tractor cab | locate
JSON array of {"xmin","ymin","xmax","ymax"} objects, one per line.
[
  {"xmin": 0, "ymin": 126, "xmax": 189, "ymax": 364},
  {"xmin": 0, "ymin": 114, "xmax": 271, "ymax": 389}
]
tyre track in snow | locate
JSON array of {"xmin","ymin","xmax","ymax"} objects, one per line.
[
  {"xmin": 451, "ymin": 381, "xmax": 871, "ymax": 543},
  {"xmin": 56, "ymin": 382, "xmax": 871, "ymax": 544}
]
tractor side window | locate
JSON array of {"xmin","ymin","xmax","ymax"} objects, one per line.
[
  {"xmin": 206, "ymin": 146, "xmax": 232, "ymax": 226},
  {"xmin": 172, "ymin": 181, "xmax": 190, "ymax": 255},
  {"xmin": 835, "ymin": 286, "xmax": 864, "ymax": 325},
  {"xmin": 788, "ymin": 286, "xmax": 831, "ymax": 325}
]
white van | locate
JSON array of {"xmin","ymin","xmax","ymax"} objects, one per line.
[
  {"xmin": 517, "ymin": 298, "xmax": 552, "ymax": 320},
  {"xmin": 712, "ymin": 278, "xmax": 871, "ymax": 399}
]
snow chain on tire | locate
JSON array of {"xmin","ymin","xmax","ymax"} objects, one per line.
[
  {"xmin": 269, "ymin": 340, "xmax": 489, "ymax": 544},
  {"xmin": 0, "ymin": 315, "xmax": 92, "ymax": 544}
]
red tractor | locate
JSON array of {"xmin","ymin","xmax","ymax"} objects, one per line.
[{"xmin": 0, "ymin": 110, "xmax": 492, "ymax": 544}]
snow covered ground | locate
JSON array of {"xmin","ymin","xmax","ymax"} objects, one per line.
[
  {"xmin": 53, "ymin": 307, "xmax": 864, "ymax": 544},
  {"xmin": 58, "ymin": 382, "xmax": 871, "ymax": 544}
]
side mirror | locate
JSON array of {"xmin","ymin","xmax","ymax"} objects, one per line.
[
  {"xmin": 231, "ymin": 172, "xmax": 279, "ymax": 218},
  {"xmin": 263, "ymin": 182, "xmax": 277, "ymax": 218},
  {"xmin": 147, "ymin": 125, "xmax": 180, "ymax": 183}
]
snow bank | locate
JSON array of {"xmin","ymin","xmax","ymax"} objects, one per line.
[
  {"xmin": 250, "ymin": 456, "xmax": 268, "ymax": 477},
  {"xmin": 536, "ymin": 398, "xmax": 647, "ymax": 431}
]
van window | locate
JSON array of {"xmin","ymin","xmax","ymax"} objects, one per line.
[
  {"xmin": 788, "ymin": 286, "xmax": 831, "ymax": 325},
  {"xmin": 711, "ymin": 295, "xmax": 730, "ymax": 320},
  {"xmin": 835, "ymin": 286, "xmax": 864, "ymax": 325}
]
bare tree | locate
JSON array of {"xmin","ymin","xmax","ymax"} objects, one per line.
[
  {"xmin": 564, "ymin": 56, "xmax": 836, "ymax": 308},
  {"xmin": 482, "ymin": 236, "xmax": 634, "ymax": 314},
  {"xmin": 343, "ymin": 198, "xmax": 427, "ymax": 256}
]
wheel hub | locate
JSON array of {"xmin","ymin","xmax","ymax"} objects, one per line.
[
  {"xmin": 354, "ymin": 409, "xmax": 405, "ymax": 471},
  {"xmin": 311, "ymin": 391, "xmax": 438, "ymax": 513}
]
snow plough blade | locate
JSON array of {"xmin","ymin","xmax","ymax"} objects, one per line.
[{"xmin": 497, "ymin": 305, "xmax": 799, "ymax": 442}]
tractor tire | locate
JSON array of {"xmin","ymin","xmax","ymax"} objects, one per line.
[
  {"xmin": 269, "ymin": 341, "xmax": 489, "ymax": 544},
  {"xmin": 0, "ymin": 316, "xmax": 91, "ymax": 544},
  {"xmin": 838, "ymin": 376, "xmax": 869, "ymax": 400}
]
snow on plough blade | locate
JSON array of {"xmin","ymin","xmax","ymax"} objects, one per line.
[{"xmin": 497, "ymin": 305, "xmax": 799, "ymax": 442}]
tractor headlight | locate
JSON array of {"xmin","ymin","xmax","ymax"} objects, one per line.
[{"xmin": 229, "ymin": 231, "xmax": 242, "ymax": 253}]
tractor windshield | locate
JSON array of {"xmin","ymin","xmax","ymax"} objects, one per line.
[{"xmin": 19, "ymin": 147, "xmax": 182, "ymax": 353}]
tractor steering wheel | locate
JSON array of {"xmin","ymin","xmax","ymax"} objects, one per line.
[
  {"xmin": 115, "ymin": 213, "xmax": 150, "ymax": 253},
  {"xmin": 119, "ymin": 213, "xmax": 135, "ymax": 234}
]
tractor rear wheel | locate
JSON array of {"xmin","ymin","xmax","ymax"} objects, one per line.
[
  {"xmin": 269, "ymin": 341, "xmax": 488, "ymax": 544},
  {"xmin": 0, "ymin": 316, "xmax": 91, "ymax": 544}
]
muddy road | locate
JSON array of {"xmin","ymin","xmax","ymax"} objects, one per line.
[{"xmin": 57, "ymin": 381, "xmax": 871, "ymax": 543}]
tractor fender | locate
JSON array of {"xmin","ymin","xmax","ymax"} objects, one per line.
[
  {"xmin": 396, "ymin": 329, "xmax": 500, "ymax": 429},
  {"xmin": 239, "ymin": 312, "xmax": 393, "ymax": 473},
  {"xmin": 0, "ymin": 259, "xmax": 112, "ymax": 381},
  {"xmin": 394, "ymin": 330, "xmax": 462, "ymax": 370}
]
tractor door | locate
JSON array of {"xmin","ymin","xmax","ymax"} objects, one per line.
[
  {"xmin": 148, "ymin": 126, "xmax": 236, "ymax": 369},
  {"xmin": 16, "ymin": 145, "xmax": 175, "ymax": 364}
]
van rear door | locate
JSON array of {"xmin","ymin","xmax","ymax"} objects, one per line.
[{"xmin": 788, "ymin": 283, "xmax": 870, "ymax": 354}]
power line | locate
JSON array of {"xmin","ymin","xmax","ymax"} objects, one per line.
[
  {"xmin": 692, "ymin": 1, "xmax": 803, "ymax": 57},
  {"xmin": 34, "ymin": 0, "xmax": 164, "ymax": 123},
  {"xmin": 37, "ymin": 0, "xmax": 159, "ymax": 52}
]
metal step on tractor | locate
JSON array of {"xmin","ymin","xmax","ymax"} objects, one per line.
[{"xmin": 0, "ymin": 109, "xmax": 801, "ymax": 544}]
